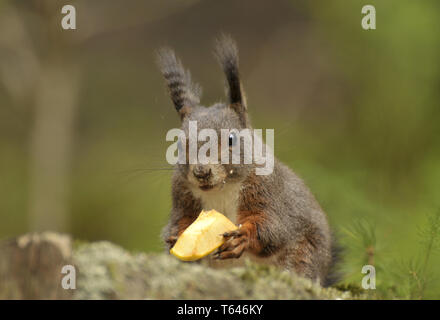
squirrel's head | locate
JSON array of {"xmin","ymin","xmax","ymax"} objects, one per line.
[{"xmin": 158, "ymin": 35, "xmax": 255, "ymax": 191}]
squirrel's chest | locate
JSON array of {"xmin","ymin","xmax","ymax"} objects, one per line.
[{"xmin": 191, "ymin": 183, "xmax": 242, "ymax": 223}]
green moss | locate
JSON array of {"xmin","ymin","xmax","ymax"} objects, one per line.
[
  {"xmin": 72, "ymin": 241, "xmax": 358, "ymax": 300},
  {"xmin": 334, "ymin": 283, "xmax": 367, "ymax": 297}
]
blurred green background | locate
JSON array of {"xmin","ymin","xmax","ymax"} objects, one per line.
[{"xmin": 1, "ymin": 0, "xmax": 439, "ymax": 296}]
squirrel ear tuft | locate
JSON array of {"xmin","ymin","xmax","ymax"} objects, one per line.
[
  {"xmin": 157, "ymin": 48, "xmax": 202, "ymax": 120},
  {"xmin": 215, "ymin": 34, "xmax": 247, "ymax": 126}
]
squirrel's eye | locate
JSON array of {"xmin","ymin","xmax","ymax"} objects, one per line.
[{"xmin": 229, "ymin": 132, "xmax": 237, "ymax": 147}]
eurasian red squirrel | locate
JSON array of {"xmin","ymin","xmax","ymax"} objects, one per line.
[{"xmin": 157, "ymin": 35, "xmax": 340, "ymax": 286}]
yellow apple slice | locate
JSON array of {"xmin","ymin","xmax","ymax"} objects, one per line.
[{"xmin": 170, "ymin": 209, "xmax": 238, "ymax": 261}]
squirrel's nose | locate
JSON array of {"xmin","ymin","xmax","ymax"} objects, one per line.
[{"xmin": 193, "ymin": 166, "xmax": 212, "ymax": 181}]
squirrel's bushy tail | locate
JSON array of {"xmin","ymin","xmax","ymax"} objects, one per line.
[{"xmin": 157, "ymin": 48, "xmax": 201, "ymax": 115}]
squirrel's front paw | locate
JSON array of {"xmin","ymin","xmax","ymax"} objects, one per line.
[
  {"xmin": 213, "ymin": 228, "xmax": 248, "ymax": 259},
  {"xmin": 165, "ymin": 235, "xmax": 178, "ymax": 249}
]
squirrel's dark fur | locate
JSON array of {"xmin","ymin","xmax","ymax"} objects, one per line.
[{"xmin": 157, "ymin": 35, "xmax": 340, "ymax": 287}]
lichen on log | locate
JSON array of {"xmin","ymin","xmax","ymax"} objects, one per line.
[{"xmin": 0, "ymin": 233, "xmax": 354, "ymax": 300}]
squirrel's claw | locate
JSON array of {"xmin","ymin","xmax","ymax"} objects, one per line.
[
  {"xmin": 222, "ymin": 227, "xmax": 244, "ymax": 239},
  {"xmin": 214, "ymin": 231, "xmax": 248, "ymax": 259},
  {"xmin": 213, "ymin": 241, "xmax": 247, "ymax": 259}
]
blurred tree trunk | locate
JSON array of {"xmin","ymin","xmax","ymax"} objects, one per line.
[
  {"xmin": 0, "ymin": 1, "xmax": 80, "ymax": 232},
  {"xmin": 27, "ymin": 1, "xmax": 80, "ymax": 232},
  {"xmin": 28, "ymin": 63, "xmax": 79, "ymax": 232}
]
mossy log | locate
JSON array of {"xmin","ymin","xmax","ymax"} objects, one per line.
[{"xmin": 0, "ymin": 232, "xmax": 353, "ymax": 300}]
